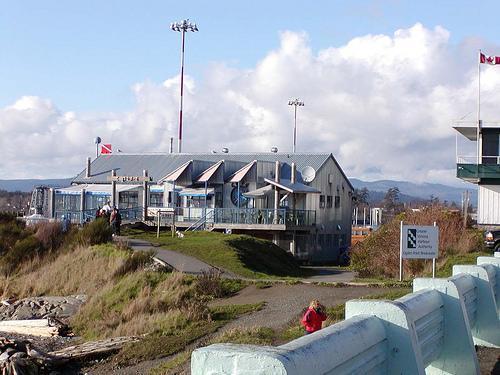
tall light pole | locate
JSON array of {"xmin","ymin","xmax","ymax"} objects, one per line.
[
  {"xmin": 171, "ymin": 19, "xmax": 198, "ymax": 153},
  {"xmin": 288, "ymin": 98, "xmax": 304, "ymax": 153}
]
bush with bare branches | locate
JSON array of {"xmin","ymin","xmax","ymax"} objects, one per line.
[{"xmin": 351, "ymin": 206, "xmax": 484, "ymax": 279}]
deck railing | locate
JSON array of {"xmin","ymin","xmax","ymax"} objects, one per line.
[{"xmin": 53, "ymin": 206, "xmax": 316, "ymax": 227}]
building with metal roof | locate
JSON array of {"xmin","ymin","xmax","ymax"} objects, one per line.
[{"xmin": 48, "ymin": 152, "xmax": 353, "ymax": 263}]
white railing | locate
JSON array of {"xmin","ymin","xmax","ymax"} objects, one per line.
[
  {"xmin": 457, "ymin": 155, "xmax": 500, "ymax": 164},
  {"xmin": 191, "ymin": 255, "xmax": 500, "ymax": 374}
]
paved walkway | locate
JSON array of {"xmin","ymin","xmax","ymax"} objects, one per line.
[
  {"xmin": 121, "ymin": 237, "xmax": 355, "ymax": 282},
  {"xmin": 123, "ymin": 238, "xmax": 220, "ymax": 275}
]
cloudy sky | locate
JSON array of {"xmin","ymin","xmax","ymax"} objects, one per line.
[{"xmin": 1, "ymin": 1, "xmax": 500, "ymax": 186}]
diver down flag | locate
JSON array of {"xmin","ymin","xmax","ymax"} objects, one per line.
[{"xmin": 101, "ymin": 144, "xmax": 112, "ymax": 154}]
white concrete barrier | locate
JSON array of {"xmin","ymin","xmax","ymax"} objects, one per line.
[
  {"xmin": 346, "ymin": 289, "xmax": 479, "ymax": 375},
  {"xmin": 413, "ymin": 275, "xmax": 480, "ymax": 374},
  {"xmin": 191, "ymin": 315, "xmax": 388, "ymax": 374},
  {"xmin": 494, "ymin": 252, "xmax": 500, "ymax": 258},
  {"xmin": 192, "ymin": 255, "xmax": 500, "ymax": 374},
  {"xmin": 477, "ymin": 256, "xmax": 500, "ymax": 309},
  {"xmin": 452, "ymin": 264, "xmax": 500, "ymax": 347}
]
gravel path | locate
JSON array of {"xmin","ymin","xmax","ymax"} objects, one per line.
[{"xmin": 211, "ymin": 284, "xmax": 403, "ymax": 330}]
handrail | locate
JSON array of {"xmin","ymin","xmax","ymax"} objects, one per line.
[{"xmin": 186, "ymin": 209, "xmax": 214, "ymax": 231}]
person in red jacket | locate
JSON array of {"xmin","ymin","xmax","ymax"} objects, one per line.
[{"xmin": 301, "ymin": 299, "xmax": 327, "ymax": 334}]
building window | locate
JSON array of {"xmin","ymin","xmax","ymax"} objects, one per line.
[
  {"xmin": 149, "ymin": 192, "xmax": 163, "ymax": 207},
  {"xmin": 119, "ymin": 191, "xmax": 139, "ymax": 209},
  {"xmin": 319, "ymin": 195, "xmax": 325, "ymax": 209},
  {"xmin": 327, "ymin": 195, "xmax": 333, "ymax": 208},
  {"xmin": 335, "ymin": 196, "xmax": 340, "ymax": 208}
]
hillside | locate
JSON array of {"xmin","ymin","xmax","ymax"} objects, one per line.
[
  {"xmin": 351, "ymin": 178, "xmax": 477, "ymax": 205},
  {"xmin": 0, "ymin": 178, "xmax": 73, "ymax": 192}
]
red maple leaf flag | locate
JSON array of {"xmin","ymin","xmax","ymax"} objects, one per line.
[
  {"xmin": 480, "ymin": 52, "xmax": 500, "ymax": 65},
  {"xmin": 101, "ymin": 144, "xmax": 112, "ymax": 154}
]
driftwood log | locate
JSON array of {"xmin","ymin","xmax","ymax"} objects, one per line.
[
  {"xmin": 48, "ymin": 336, "xmax": 140, "ymax": 360},
  {"xmin": 0, "ymin": 336, "xmax": 140, "ymax": 374}
]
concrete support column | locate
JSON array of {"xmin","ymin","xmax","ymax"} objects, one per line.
[
  {"xmin": 111, "ymin": 170, "xmax": 117, "ymax": 208},
  {"xmin": 273, "ymin": 232, "xmax": 280, "ymax": 246},
  {"xmin": 142, "ymin": 169, "xmax": 148, "ymax": 220}
]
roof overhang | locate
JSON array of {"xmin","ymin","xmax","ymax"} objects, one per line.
[
  {"xmin": 454, "ymin": 126, "xmax": 478, "ymax": 141},
  {"xmin": 228, "ymin": 160, "xmax": 257, "ymax": 183},
  {"xmin": 55, "ymin": 184, "xmax": 138, "ymax": 195},
  {"xmin": 178, "ymin": 187, "xmax": 215, "ymax": 197},
  {"xmin": 196, "ymin": 160, "xmax": 224, "ymax": 183},
  {"xmin": 159, "ymin": 160, "xmax": 193, "ymax": 183},
  {"xmin": 263, "ymin": 178, "xmax": 321, "ymax": 194},
  {"xmin": 243, "ymin": 185, "xmax": 273, "ymax": 198}
]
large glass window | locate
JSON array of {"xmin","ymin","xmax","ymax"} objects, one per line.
[
  {"xmin": 119, "ymin": 191, "xmax": 139, "ymax": 208},
  {"xmin": 85, "ymin": 194, "xmax": 110, "ymax": 210},
  {"xmin": 55, "ymin": 194, "xmax": 80, "ymax": 211},
  {"xmin": 149, "ymin": 192, "xmax": 164, "ymax": 207}
]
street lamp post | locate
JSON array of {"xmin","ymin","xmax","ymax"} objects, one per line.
[
  {"xmin": 288, "ymin": 98, "xmax": 304, "ymax": 153},
  {"xmin": 171, "ymin": 19, "xmax": 198, "ymax": 153}
]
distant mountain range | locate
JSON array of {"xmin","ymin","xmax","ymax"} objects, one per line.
[
  {"xmin": 350, "ymin": 178, "xmax": 477, "ymax": 205},
  {"xmin": 0, "ymin": 178, "xmax": 74, "ymax": 192},
  {"xmin": 0, "ymin": 177, "xmax": 476, "ymax": 206}
]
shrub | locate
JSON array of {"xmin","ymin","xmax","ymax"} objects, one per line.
[
  {"xmin": 351, "ymin": 206, "xmax": 484, "ymax": 279},
  {"xmin": 77, "ymin": 218, "xmax": 112, "ymax": 246},
  {"xmin": 0, "ymin": 219, "xmax": 28, "ymax": 255},
  {"xmin": 34, "ymin": 221, "xmax": 64, "ymax": 250},
  {"xmin": 0, "ymin": 235, "xmax": 43, "ymax": 275}
]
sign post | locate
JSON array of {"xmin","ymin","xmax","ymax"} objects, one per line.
[{"xmin": 399, "ymin": 223, "xmax": 439, "ymax": 281}]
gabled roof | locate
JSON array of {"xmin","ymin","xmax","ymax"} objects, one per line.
[
  {"xmin": 196, "ymin": 160, "xmax": 224, "ymax": 183},
  {"xmin": 228, "ymin": 160, "xmax": 257, "ymax": 183},
  {"xmin": 158, "ymin": 160, "xmax": 192, "ymax": 183}
]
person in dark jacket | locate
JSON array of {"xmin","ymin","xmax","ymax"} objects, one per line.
[
  {"xmin": 301, "ymin": 299, "xmax": 327, "ymax": 334},
  {"xmin": 115, "ymin": 209, "xmax": 122, "ymax": 236}
]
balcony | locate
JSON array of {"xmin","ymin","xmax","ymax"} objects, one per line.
[{"xmin": 457, "ymin": 156, "xmax": 500, "ymax": 182}]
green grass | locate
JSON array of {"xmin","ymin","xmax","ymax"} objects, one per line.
[
  {"xmin": 434, "ymin": 251, "xmax": 490, "ymax": 278},
  {"xmin": 123, "ymin": 228, "xmax": 314, "ymax": 279},
  {"xmin": 149, "ymin": 350, "xmax": 192, "ymax": 375},
  {"xmin": 118, "ymin": 302, "xmax": 265, "ymax": 367}
]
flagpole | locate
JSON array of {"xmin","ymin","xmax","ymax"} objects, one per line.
[{"xmin": 477, "ymin": 49, "xmax": 481, "ymax": 166}]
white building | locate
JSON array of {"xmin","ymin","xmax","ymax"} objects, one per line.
[{"xmin": 49, "ymin": 152, "xmax": 353, "ymax": 263}]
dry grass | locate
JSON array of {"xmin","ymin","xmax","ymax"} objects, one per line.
[{"xmin": 0, "ymin": 244, "xmax": 130, "ymax": 298}]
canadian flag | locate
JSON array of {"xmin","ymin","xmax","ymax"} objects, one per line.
[
  {"xmin": 480, "ymin": 52, "xmax": 500, "ymax": 65},
  {"xmin": 101, "ymin": 144, "xmax": 112, "ymax": 154}
]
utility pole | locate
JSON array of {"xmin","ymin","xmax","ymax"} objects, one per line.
[
  {"xmin": 171, "ymin": 19, "xmax": 198, "ymax": 153},
  {"xmin": 288, "ymin": 98, "xmax": 304, "ymax": 153}
]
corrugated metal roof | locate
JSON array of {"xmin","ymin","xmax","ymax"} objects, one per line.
[{"xmin": 72, "ymin": 152, "xmax": 352, "ymax": 188}]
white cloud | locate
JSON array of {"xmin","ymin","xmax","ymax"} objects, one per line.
[{"xmin": 0, "ymin": 23, "xmax": 498, "ymax": 185}]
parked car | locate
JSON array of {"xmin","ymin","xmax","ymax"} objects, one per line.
[{"xmin": 484, "ymin": 230, "xmax": 500, "ymax": 251}]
